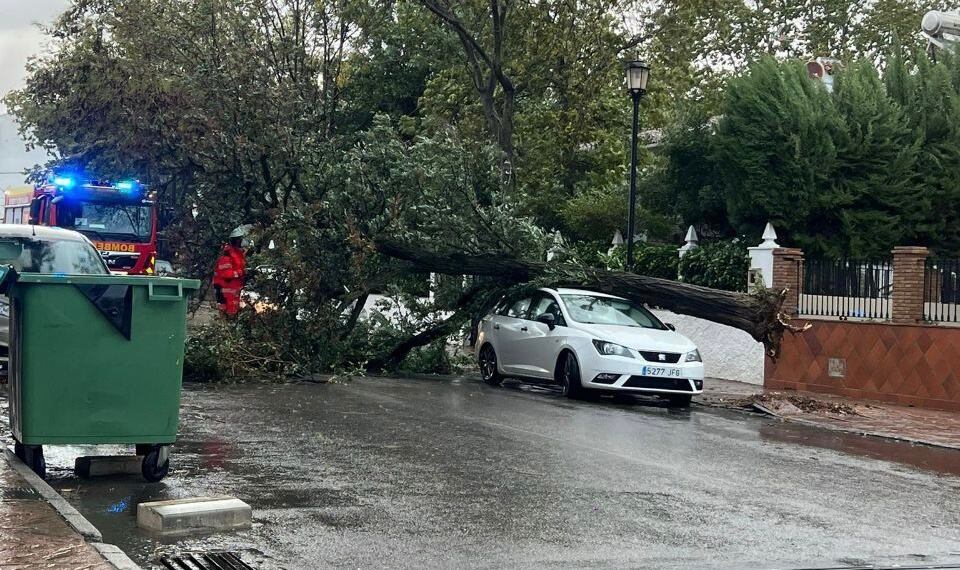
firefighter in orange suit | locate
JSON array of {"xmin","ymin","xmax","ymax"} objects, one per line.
[{"xmin": 213, "ymin": 227, "xmax": 247, "ymax": 316}]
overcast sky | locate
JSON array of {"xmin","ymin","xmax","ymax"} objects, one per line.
[
  {"xmin": 0, "ymin": 0, "xmax": 70, "ymax": 112},
  {"xmin": 0, "ymin": 1, "xmax": 68, "ymax": 187}
]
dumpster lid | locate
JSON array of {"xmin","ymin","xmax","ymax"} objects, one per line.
[
  {"xmin": 9, "ymin": 274, "xmax": 200, "ymax": 341},
  {"xmin": 14, "ymin": 274, "xmax": 201, "ymax": 289}
]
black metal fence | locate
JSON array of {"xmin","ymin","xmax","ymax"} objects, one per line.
[
  {"xmin": 924, "ymin": 258, "xmax": 960, "ymax": 322},
  {"xmin": 799, "ymin": 258, "xmax": 892, "ymax": 319}
]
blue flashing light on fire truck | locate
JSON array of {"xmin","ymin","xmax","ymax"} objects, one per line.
[{"xmin": 3, "ymin": 175, "xmax": 159, "ymax": 275}]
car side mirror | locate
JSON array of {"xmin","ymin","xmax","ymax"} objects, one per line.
[
  {"xmin": 536, "ymin": 313, "xmax": 556, "ymax": 330},
  {"xmin": 666, "ymin": 323, "xmax": 676, "ymax": 331}
]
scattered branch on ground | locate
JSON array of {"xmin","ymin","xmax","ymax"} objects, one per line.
[{"xmin": 734, "ymin": 393, "xmax": 862, "ymax": 416}]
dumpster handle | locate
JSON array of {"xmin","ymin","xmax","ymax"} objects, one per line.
[{"xmin": 147, "ymin": 281, "xmax": 184, "ymax": 302}]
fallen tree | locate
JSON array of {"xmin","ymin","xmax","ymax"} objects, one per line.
[
  {"xmin": 365, "ymin": 283, "xmax": 502, "ymax": 372},
  {"xmin": 374, "ymin": 239, "xmax": 808, "ymax": 361}
]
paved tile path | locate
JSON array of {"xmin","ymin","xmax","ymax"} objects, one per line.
[
  {"xmin": 0, "ymin": 452, "xmax": 111, "ymax": 569},
  {"xmin": 701, "ymin": 378, "xmax": 960, "ymax": 449}
]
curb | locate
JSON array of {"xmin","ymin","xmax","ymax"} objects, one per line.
[
  {"xmin": 3, "ymin": 448, "xmax": 101, "ymax": 541},
  {"xmin": 91, "ymin": 542, "xmax": 143, "ymax": 570},
  {"xmin": 782, "ymin": 416, "xmax": 960, "ymax": 451},
  {"xmin": 3, "ymin": 448, "xmax": 142, "ymax": 569},
  {"xmin": 696, "ymin": 398, "xmax": 960, "ymax": 451}
]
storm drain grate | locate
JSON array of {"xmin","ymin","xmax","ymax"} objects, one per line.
[
  {"xmin": 159, "ymin": 552, "xmax": 256, "ymax": 570},
  {"xmin": 0, "ymin": 486, "xmax": 41, "ymax": 501}
]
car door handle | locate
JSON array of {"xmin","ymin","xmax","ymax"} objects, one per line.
[
  {"xmin": 520, "ymin": 326, "xmax": 528, "ymax": 331},
  {"xmin": 493, "ymin": 324, "xmax": 500, "ymax": 330}
]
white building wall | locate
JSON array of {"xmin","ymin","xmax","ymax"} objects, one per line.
[{"xmin": 652, "ymin": 309, "xmax": 765, "ymax": 385}]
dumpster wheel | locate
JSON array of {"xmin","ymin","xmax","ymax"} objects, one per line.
[
  {"xmin": 14, "ymin": 441, "xmax": 45, "ymax": 479},
  {"xmin": 142, "ymin": 444, "xmax": 170, "ymax": 482}
]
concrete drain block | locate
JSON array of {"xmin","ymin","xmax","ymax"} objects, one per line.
[
  {"xmin": 159, "ymin": 551, "xmax": 255, "ymax": 570},
  {"xmin": 138, "ymin": 496, "xmax": 252, "ymax": 535}
]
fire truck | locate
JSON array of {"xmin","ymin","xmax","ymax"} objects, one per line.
[
  {"xmin": 2, "ymin": 186, "xmax": 34, "ymax": 225},
  {"xmin": 9, "ymin": 175, "xmax": 159, "ymax": 275}
]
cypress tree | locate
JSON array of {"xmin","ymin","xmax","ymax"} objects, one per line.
[
  {"xmin": 712, "ymin": 57, "xmax": 844, "ymax": 255},
  {"xmin": 894, "ymin": 53, "xmax": 960, "ymax": 255},
  {"xmin": 832, "ymin": 60, "xmax": 922, "ymax": 258}
]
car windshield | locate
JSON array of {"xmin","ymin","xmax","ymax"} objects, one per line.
[
  {"xmin": 0, "ymin": 237, "xmax": 108, "ymax": 275},
  {"xmin": 57, "ymin": 200, "xmax": 152, "ymax": 242},
  {"xmin": 560, "ymin": 294, "xmax": 666, "ymax": 329}
]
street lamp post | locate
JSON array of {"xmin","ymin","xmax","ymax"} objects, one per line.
[{"xmin": 625, "ymin": 60, "xmax": 650, "ymax": 270}]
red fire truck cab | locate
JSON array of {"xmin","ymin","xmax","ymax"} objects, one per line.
[{"xmin": 29, "ymin": 175, "xmax": 158, "ymax": 275}]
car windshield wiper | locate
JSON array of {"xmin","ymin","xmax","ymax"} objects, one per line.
[
  {"xmin": 101, "ymin": 231, "xmax": 144, "ymax": 242},
  {"xmin": 76, "ymin": 229, "xmax": 106, "ymax": 241}
]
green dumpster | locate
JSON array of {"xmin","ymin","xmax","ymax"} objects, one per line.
[{"xmin": 5, "ymin": 270, "xmax": 199, "ymax": 481}]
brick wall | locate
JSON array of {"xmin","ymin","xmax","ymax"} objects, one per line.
[
  {"xmin": 771, "ymin": 248, "xmax": 803, "ymax": 316},
  {"xmin": 765, "ymin": 244, "xmax": 960, "ymax": 411},
  {"xmin": 766, "ymin": 319, "xmax": 960, "ymax": 412},
  {"xmin": 891, "ymin": 246, "xmax": 928, "ymax": 324}
]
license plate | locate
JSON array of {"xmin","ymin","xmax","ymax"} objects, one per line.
[{"xmin": 641, "ymin": 366, "xmax": 681, "ymax": 377}]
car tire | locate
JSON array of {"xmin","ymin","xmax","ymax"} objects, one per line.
[
  {"xmin": 479, "ymin": 344, "xmax": 503, "ymax": 386},
  {"xmin": 667, "ymin": 394, "xmax": 692, "ymax": 408},
  {"xmin": 558, "ymin": 352, "xmax": 584, "ymax": 399}
]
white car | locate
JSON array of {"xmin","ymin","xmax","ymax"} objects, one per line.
[
  {"xmin": 476, "ymin": 288, "xmax": 705, "ymax": 406},
  {"xmin": 0, "ymin": 225, "xmax": 110, "ymax": 376}
]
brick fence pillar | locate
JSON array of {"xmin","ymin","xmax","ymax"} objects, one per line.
[
  {"xmin": 772, "ymin": 248, "xmax": 804, "ymax": 316},
  {"xmin": 892, "ymin": 246, "xmax": 929, "ymax": 324}
]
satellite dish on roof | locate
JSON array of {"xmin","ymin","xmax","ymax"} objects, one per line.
[{"xmin": 806, "ymin": 61, "xmax": 825, "ymax": 79}]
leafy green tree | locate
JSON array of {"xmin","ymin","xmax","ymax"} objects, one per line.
[
  {"xmin": 603, "ymin": 243, "xmax": 679, "ymax": 278},
  {"xmin": 678, "ymin": 240, "xmax": 749, "ymax": 291},
  {"xmin": 885, "ymin": 49, "xmax": 960, "ymax": 254},
  {"xmin": 657, "ymin": 106, "xmax": 730, "ymax": 238},
  {"xmin": 712, "ymin": 57, "xmax": 845, "ymax": 253},
  {"xmin": 559, "ymin": 181, "xmax": 674, "ymax": 244},
  {"xmin": 707, "ymin": 57, "xmax": 937, "ymax": 257},
  {"xmin": 830, "ymin": 60, "xmax": 925, "ymax": 257},
  {"xmin": 339, "ymin": 2, "xmax": 457, "ymax": 134},
  {"xmin": 416, "ymin": 0, "xmax": 641, "ymax": 233},
  {"xmin": 5, "ymin": 0, "xmax": 362, "ymax": 278}
]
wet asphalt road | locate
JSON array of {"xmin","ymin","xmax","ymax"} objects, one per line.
[{"xmin": 36, "ymin": 377, "xmax": 960, "ymax": 569}]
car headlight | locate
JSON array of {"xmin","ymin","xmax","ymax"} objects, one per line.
[
  {"xmin": 592, "ymin": 339, "xmax": 634, "ymax": 358},
  {"xmin": 685, "ymin": 349, "xmax": 702, "ymax": 362}
]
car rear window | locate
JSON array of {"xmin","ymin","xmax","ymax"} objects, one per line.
[{"xmin": 0, "ymin": 237, "xmax": 108, "ymax": 275}]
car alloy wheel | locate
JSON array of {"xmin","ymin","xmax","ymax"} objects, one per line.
[
  {"xmin": 560, "ymin": 352, "xmax": 582, "ymax": 399},
  {"xmin": 479, "ymin": 345, "xmax": 502, "ymax": 386}
]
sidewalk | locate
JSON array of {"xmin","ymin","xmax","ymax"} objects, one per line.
[
  {"xmin": 0, "ymin": 450, "xmax": 112, "ymax": 569},
  {"xmin": 698, "ymin": 378, "xmax": 960, "ymax": 450}
]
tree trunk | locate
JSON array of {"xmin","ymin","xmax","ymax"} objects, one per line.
[
  {"xmin": 374, "ymin": 239, "xmax": 804, "ymax": 358},
  {"xmin": 340, "ymin": 293, "xmax": 369, "ymax": 339},
  {"xmin": 418, "ymin": 0, "xmax": 516, "ymax": 185}
]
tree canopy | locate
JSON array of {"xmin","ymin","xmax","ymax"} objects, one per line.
[
  {"xmin": 653, "ymin": 52, "xmax": 960, "ymax": 258},
  {"xmin": 4, "ymin": 0, "xmax": 956, "ymax": 376}
]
